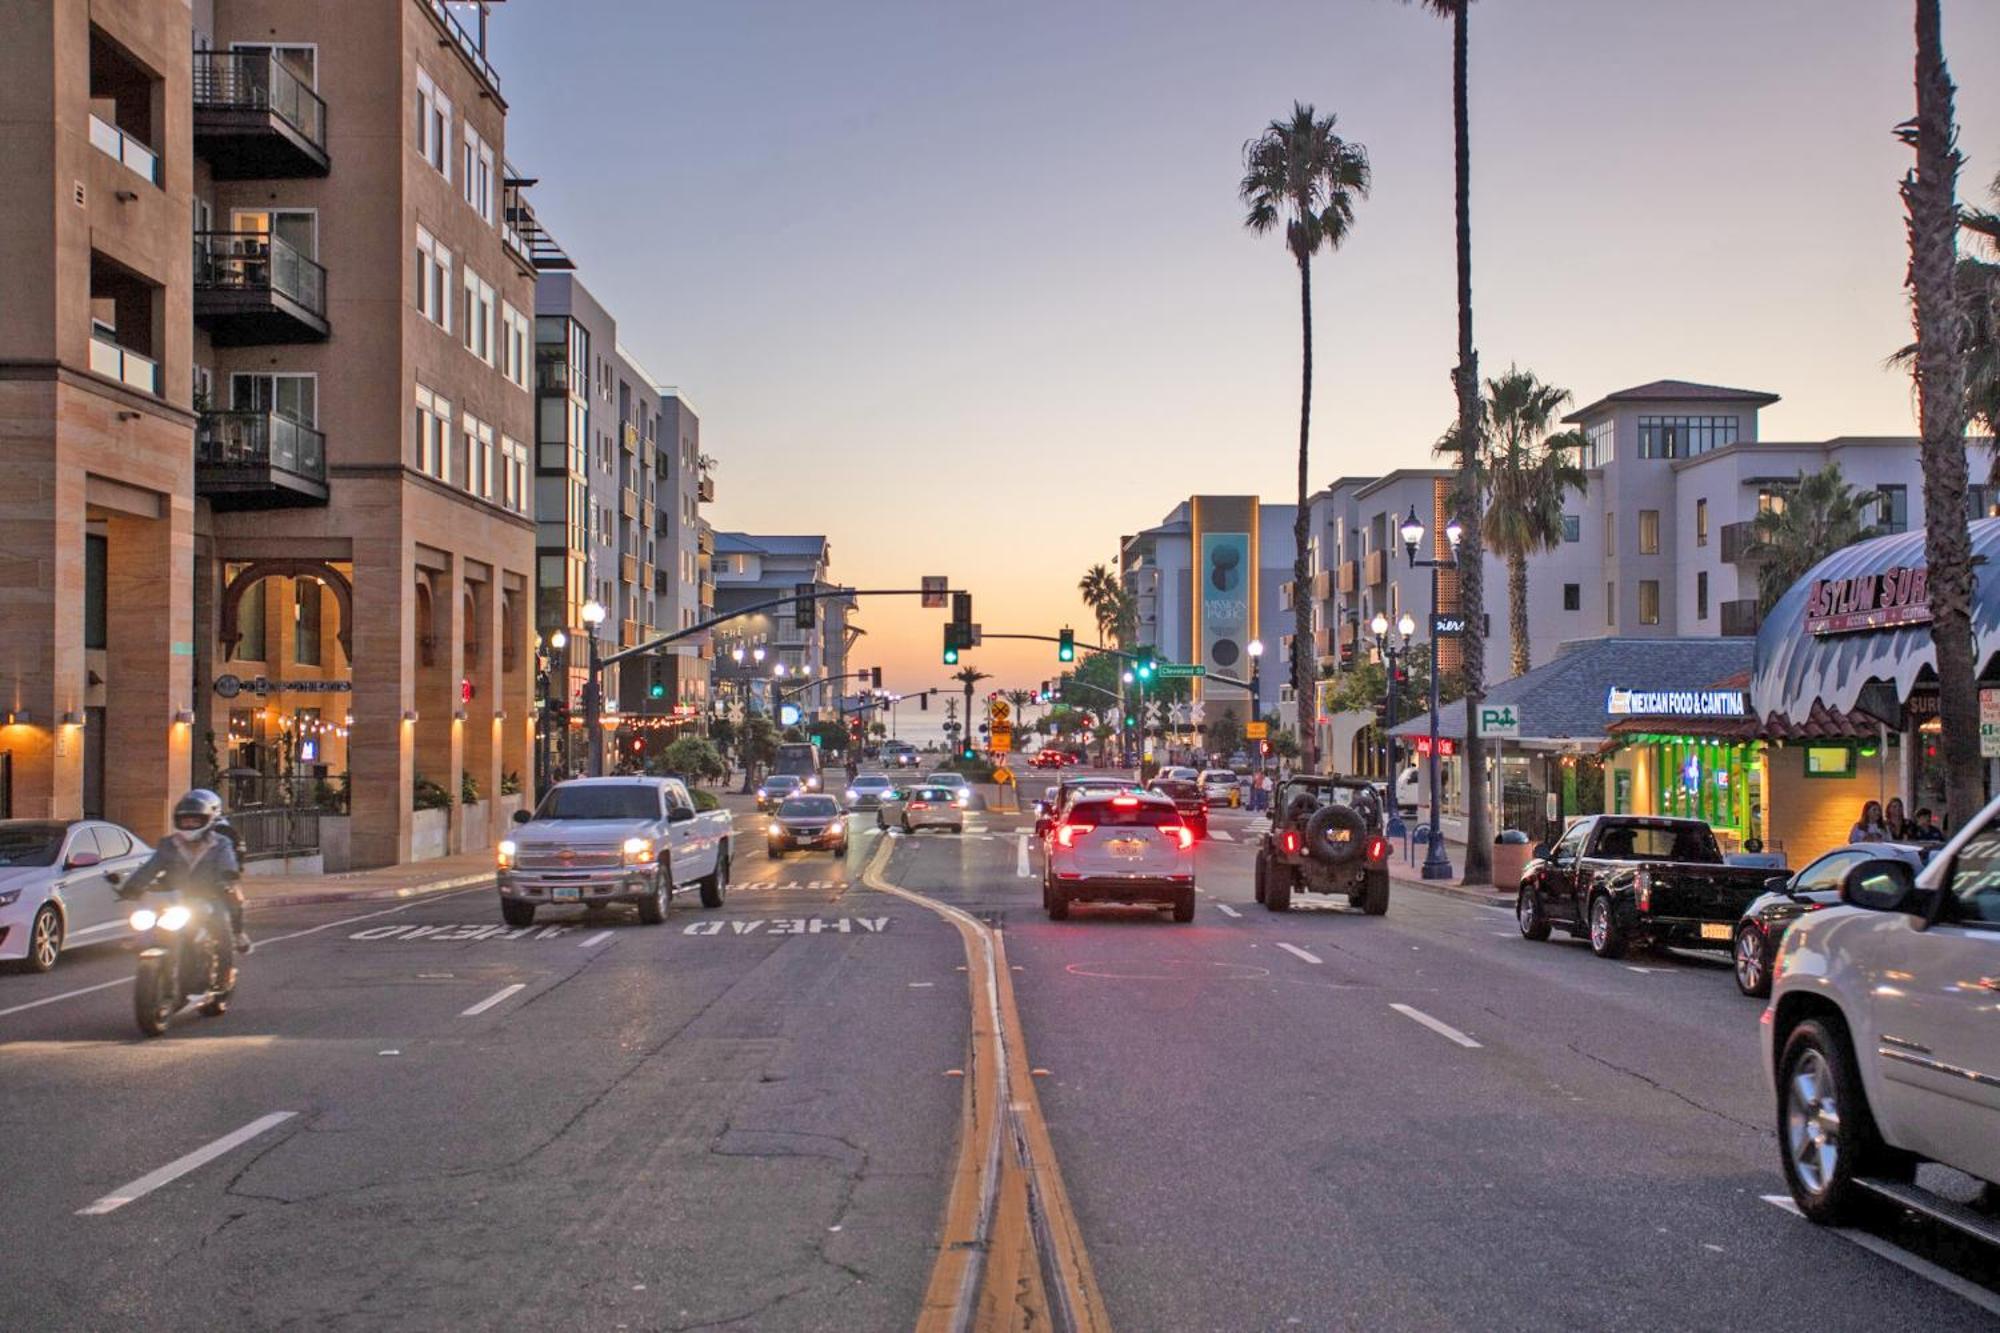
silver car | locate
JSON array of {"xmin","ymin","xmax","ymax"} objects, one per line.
[
  {"xmin": 880, "ymin": 785, "xmax": 964, "ymax": 834},
  {"xmin": 844, "ymin": 772, "xmax": 896, "ymax": 810},
  {"xmin": 922, "ymin": 772, "xmax": 974, "ymax": 810},
  {"xmin": 0, "ymin": 819, "xmax": 153, "ymax": 972}
]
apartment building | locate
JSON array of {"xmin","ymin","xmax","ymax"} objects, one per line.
[{"xmin": 711, "ymin": 535, "xmax": 855, "ymax": 720}]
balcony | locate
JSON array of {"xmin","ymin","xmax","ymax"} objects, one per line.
[
  {"xmin": 1365, "ymin": 549, "xmax": 1388, "ymax": 587},
  {"xmin": 1720, "ymin": 599, "xmax": 1762, "ymax": 637},
  {"xmin": 191, "ymin": 51, "xmax": 329, "ymax": 178},
  {"xmin": 699, "ymin": 576, "xmax": 715, "ymax": 610},
  {"xmin": 87, "ymin": 113, "xmax": 160, "ymax": 185},
  {"xmin": 621, "ymin": 619, "xmax": 640, "ymax": 649},
  {"xmin": 87, "ymin": 331, "xmax": 158, "ymax": 395},
  {"xmin": 620, "ymin": 488, "xmax": 639, "ymax": 521},
  {"xmin": 1311, "ymin": 570, "xmax": 1333, "ymax": 601},
  {"xmin": 697, "ymin": 526, "xmax": 715, "ymax": 555},
  {"xmin": 698, "ymin": 472, "xmax": 716, "ymax": 503},
  {"xmin": 195, "ymin": 410, "xmax": 328, "ymax": 509},
  {"xmin": 193, "ymin": 232, "xmax": 328, "ymax": 345},
  {"xmin": 501, "ymin": 163, "xmax": 573, "ymax": 275},
  {"xmin": 1337, "ymin": 560, "xmax": 1358, "ymax": 595},
  {"xmin": 1720, "ymin": 520, "xmax": 1759, "ymax": 565},
  {"xmin": 621, "ymin": 554, "xmax": 638, "ymax": 587}
]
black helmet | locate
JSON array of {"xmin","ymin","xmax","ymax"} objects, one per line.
[{"xmin": 171, "ymin": 788, "xmax": 224, "ymax": 840}]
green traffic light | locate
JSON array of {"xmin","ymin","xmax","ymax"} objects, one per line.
[
  {"xmin": 649, "ymin": 683, "xmax": 666, "ymax": 699},
  {"xmin": 944, "ymin": 646, "xmax": 960, "ymax": 665}
]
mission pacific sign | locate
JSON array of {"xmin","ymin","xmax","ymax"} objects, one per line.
[{"xmin": 1804, "ymin": 564, "xmax": 1932, "ymax": 636}]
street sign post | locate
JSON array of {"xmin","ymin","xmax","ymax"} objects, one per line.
[
  {"xmin": 1156, "ymin": 663, "xmax": 1205, "ymax": 680},
  {"xmin": 921, "ymin": 576, "xmax": 948, "ymax": 609},
  {"xmin": 1476, "ymin": 704, "xmax": 1521, "ymax": 739}
]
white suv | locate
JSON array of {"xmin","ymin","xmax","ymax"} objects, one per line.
[
  {"xmin": 1044, "ymin": 792, "xmax": 1197, "ymax": 923},
  {"xmin": 1762, "ymin": 795, "xmax": 2000, "ymax": 1229}
]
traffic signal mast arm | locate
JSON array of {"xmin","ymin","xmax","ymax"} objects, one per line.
[
  {"xmin": 838, "ymin": 687, "xmax": 944, "ymax": 717},
  {"xmin": 981, "ymin": 633, "xmax": 1253, "ymax": 691},
  {"xmin": 596, "ymin": 587, "xmax": 967, "ymax": 670},
  {"xmin": 774, "ymin": 669, "xmax": 879, "ymax": 702}
]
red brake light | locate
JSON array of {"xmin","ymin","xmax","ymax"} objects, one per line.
[
  {"xmin": 1365, "ymin": 836, "xmax": 1388, "ymax": 862},
  {"xmin": 1163, "ymin": 824, "xmax": 1195, "ymax": 851},
  {"xmin": 1280, "ymin": 830, "xmax": 1301, "ymax": 855},
  {"xmin": 1056, "ymin": 822, "xmax": 1094, "ymax": 848},
  {"xmin": 1112, "ymin": 796, "xmax": 1139, "ymax": 807},
  {"xmin": 911, "ymin": 801, "xmax": 928, "ymax": 810}
]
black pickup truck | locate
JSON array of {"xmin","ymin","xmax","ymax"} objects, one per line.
[{"xmin": 1514, "ymin": 814, "xmax": 1778, "ymax": 960}]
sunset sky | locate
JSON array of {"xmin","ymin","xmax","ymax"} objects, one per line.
[{"xmin": 492, "ymin": 0, "xmax": 2000, "ymax": 718}]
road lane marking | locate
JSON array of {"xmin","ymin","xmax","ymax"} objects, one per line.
[
  {"xmin": 78, "ymin": 1112, "xmax": 296, "ymax": 1216},
  {"xmin": 1761, "ymin": 1195, "xmax": 2000, "ymax": 1317},
  {"xmin": 1208, "ymin": 830, "xmax": 1234, "ymax": 842},
  {"xmin": 1214, "ymin": 903, "xmax": 1242, "ymax": 918},
  {"xmin": 459, "ymin": 983, "xmax": 526, "ymax": 1016},
  {"xmin": 1276, "ymin": 943, "xmax": 1322, "ymax": 965},
  {"xmin": 1390, "ymin": 1003, "xmax": 1482, "ymax": 1048},
  {"xmin": 578, "ymin": 930, "xmax": 615, "ymax": 949},
  {"xmin": 1017, "ymin": 834, "xmax": 1032, "ymax": 878}
]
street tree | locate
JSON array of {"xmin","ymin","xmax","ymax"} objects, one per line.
[
  {"xmin": 1894, "ymin": 170, "xmax": 2000, "ymax": 479},
  {"xmin": 658, "ymin": 735, "xmax": 725, "ymax": 785},
  {"xmin": 1241, "ymin": 101, "xmax": 1371, "ymax": 778},
  {"xmin": 1902, "ymin": 0, "xmax": 1979, "ymax": 828},
  {"xmin": 951, "ymin": 664, "xmax": 992, "ymax": 752},
  {"xmin": 1746, "ymin": 464, "xmax": 1882, "ymax": 614},
  {"xmin": 1206, "ymin": 707, "xmax": 1244, "ymax": 758},
  {"xmin": 1400, "ymin": 0, "xmax": 1491, "ymax": 882}
]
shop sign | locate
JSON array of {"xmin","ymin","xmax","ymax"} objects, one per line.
[
  {"xmin": 1604, "ymin": 687, "xmax": 1747, "ymax": 718},
  {"xmin": 1432, "ymin": 613, "xmax": 1469, "ymax": 638},
  {"xmin": 1411, "ymin": 735, "xmax": 1459, "ymax": 757},
  {"xmin": 1982, "ymin": 690, "xmax": 2000, "ymax": 759},
  {"xmin": 1805, "ymin": 564, "xmax": 1931, "ymax": 635},
  {"xmin": 213, "ymin": 673, "xmax": 353, "ymax": 698}
]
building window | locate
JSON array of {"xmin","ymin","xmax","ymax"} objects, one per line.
[
  {"xmin": 1638, "ymin": 579, "xmax": 1660, "ymax": 625},
  {"xmin": 414, "ymin": 383, "xmax": 450, "ymax": 481},
  {"xmin": 230, "ymin": 372, "xmax": 316, "ymax": 424},
  {"xmin": 415, "ymin": 69, "xmax": 450, "ymax": 177},
  {"xmin": 1637, "ymin": 415, "xmax": 1739, "ymax": 460},
  {"xmin": 464, "ymin": 413, "xmax": 494, "ymax": 500},
  {"xmin": 1561, "ymin": 514, "xmax": 1580, "ymax": 543},
  {"xmin": 501, "ymin": 303, "xmax": 529, "ymax": 390},
  {"xmin": 1876, "ymin": 484, "xmax": 1909, "ymax": 534},
  {"xmin": 1695, "ymin": 497, "xmax": 1708, "ymax": 546},
  {"xmin": 462, "ymin": 124, "xmax": 494, "ymax": 224},
  {"xmin": 1604, "ymin": 512, "xmax": 1615, "ymax": 552},
  {"xmin": 501, "ymin": 434, "xmax": 528, "ymax": 513},
  {"xmin": 236, "ymin": 576, "xmax": 267, "ymax": 662},
  {"xmin": 416, "ymin": 228, "xmax": 452, "ymax": 332},
  {"xmin": 462, "ymin": 266, "xmax": 494, "ymax": 364},
  {"xmin": 84, "ymin": 533, "xmax": 108, "ymax": 650},
  {"xmin": 1696, "ymin": 570, "xmax": 1709, "ymax": 621},
  {"xmin": 1575, "ymin": 419, "xmax": 1614, "ymax": 469},
  {"xmin": 1562, "ymin": 582, "xmax": 1580, "ymax": 612},
  {"xmin": 1606, "ymin": 582, "xmax": 1615, "ymax": 628},
  {"xmin": 1638, "ymin": 509, "xmax": 1660, "ymax": 555},
  {"xmin": 1757, "ymin": 488, "xmax": 1788, "ymax": 516},
  {"xmin": 295, "ymin": 579, "xmax": 322, "ymax": 665}
]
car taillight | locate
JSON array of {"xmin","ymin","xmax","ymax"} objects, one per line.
[
  {"xmin": 911, "ymin": 801, "xmax": 928, "ymax": 809},
  {"xmin": 1280, "ymin": 830, "xmax": 1301, "ymax": 855},
  {"xmin": 1635, "ymin": 868, "xmax": 1652, "ymax": 912},
  {"xmin": 1162, "ymin": 824, "xmax": 1195, "ymax": 851},
  {"xmin": 1056, "ymin": 822, "xmax": 1094, "ymax": 848},
  {"xmin": 1112, "ymin": 796, "xmax": 1139, "ymax": 807},
  {"xmin": 1365, "ymin": 836, "xmax": 1388, "ymax": 862}
]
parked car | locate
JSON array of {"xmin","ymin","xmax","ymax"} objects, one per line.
[
  {"xmin": 922, "ymin": 771, "xmax": 974, "ymax": 809},
  {"xmin": 1044, "ymin": 792, "xmax": 1197, "ymax": 922},
  {"xmin": 754, "ymin": 773, "xmax": 804, "ymax": 811},
  {"xmin": 1762, "ymin": 805, "xmax": 2000, "ymax": 1232},
  {"xmin": 1254, "ymin": 777, "xmax": 1389, "ymax": 914},
  {"xmin": 1515, "ymin": 815, "xmax": 1780, "ymax": 959},
  {"xmin": 498, "ymin": 777, "xmax": 732, "ymax": 927},
  {"xmin": 1198, "ymin": 769, "xmax": 1240, "ymax": 807},
  {"xmin": 844, "ymin": 772, "xmax": 896, "ymax": 810},
  {"xmin": 1146, "ymin": 778, "xmax": 1209, "ymax": 840},
  {"xmin": 767, "ymin": 793, "xmax": 848, "ymax": 858},
  {"xmin": 0, "ymin": 819, "xmax": 152, "ymax": 973},
  {"xmin": 880, "ymin": 785, "xmax": 964, "ymax": 834},
  {"xmin": 1732, "ymin": 842, "xmax": 1936, "ymax": 997}
]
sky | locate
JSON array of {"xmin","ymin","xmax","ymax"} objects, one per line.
[{"xmin": 490, "ymin": 0, "xmax": 2000, "ymax": 721}]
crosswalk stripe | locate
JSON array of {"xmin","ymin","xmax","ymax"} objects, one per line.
[{"xmin": 1208, "ymin": 830, "xmax": 1234, "ymax": 842}]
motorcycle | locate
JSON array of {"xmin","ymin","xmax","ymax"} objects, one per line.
[{"xmin": 128, "ymin": 895, "xmax": 237, "ymax": 1037}]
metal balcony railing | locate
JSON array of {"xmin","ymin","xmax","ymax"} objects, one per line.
[
  {"xmin": 191, "ymin": 50, "xmax": 326, "ymax": 153},
  {"xmin": 88, "ymin": 333, "xmax": 159, "ymax": 394},
  {"xmin": 197, "ymin": 410, "xmax": 327, "ymax": 483},
  {"xmin": 194, "ymin": 231, "xmax": 326, "ymax": 318}
]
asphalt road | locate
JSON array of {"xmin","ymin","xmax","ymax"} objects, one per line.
[{"xmin": 1, "ymin": 783, "xmax": 1995, "ymax": 1330}]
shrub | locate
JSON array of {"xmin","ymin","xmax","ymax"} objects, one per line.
[{"xmin": 412, "ymin": 775, "xmax": 452, "ymax": 811}]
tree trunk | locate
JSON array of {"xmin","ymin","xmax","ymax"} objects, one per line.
[
  {"xmin": 1907, "ymin": 0, "xmax": 1978, "ymax": 829},
  {"xmin": 1509, "ymin": 550, "xmax": 1530, "ymax": 680},
  {"xmin": 1293, "ymin": 256, "xmax": 1318, "ymax": 773},
  {"xmin": 1451, "ymin": 0, "xmax": 1492, "ymax": 883}
]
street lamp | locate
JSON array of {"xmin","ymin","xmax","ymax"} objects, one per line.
[
  {"xmin": 580, "ymin": 598, "xmax": 607, "ymax": 776},
  {"xmin": 1245, "ymin": 638, "xmax": 1265, "ymax": 775},
  {"xmin": 1400, "ymin": 505, "xmax": 1464, "ymax": 880},
  {"xmin": 536, "ymin": 629, "xmax": 570, "ymax": 790},
  {"xmin": 1369, "ymin": 611, "xmax": 1416, "ymax": 839}
]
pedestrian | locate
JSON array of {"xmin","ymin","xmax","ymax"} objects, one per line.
[
  {"xmin": 1848, "ymin": 799, "xmax": 1890, "ymax": 844},
  {"xmin": 1910, "ymin": 807, "xmax": 1946, "ymax": 843},
  {"xmin": 1884, "ymin": 796, "xmax": 1911, "ymax": 840}
]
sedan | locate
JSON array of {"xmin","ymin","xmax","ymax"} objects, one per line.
[
  {"xmin": 767, "ymin": 795, "xmax": 849, "ymax": 858},
  {"xmin": 1731, "ymin": 842, "xmax": 1935, "ymax": 997},
  {"xmin": 844, "ymin": 773, "xmax": 896, "ymax": 810},
  {"xmin": 893, "ymin": 786, "xmax": 964, "ymax": 834},
  {"xmin": 1146, "ymin": 779, "xmax": 1209, "ymax": 839},
  {"xmin": 1198, "ymin": 769, "xmax": 1241, "ymax": 807},
  {"xmin": 922, "ymin": 772, "xmax": 974, "ymax": 809},
  {"xmin": 755, "ymin": 774, "xmax": 804, "ymax": 811},
  {"xmin": 0, "ymin": 819, "xmax": 152, "ymax": 973}
]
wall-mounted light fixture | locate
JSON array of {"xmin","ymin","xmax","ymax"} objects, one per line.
[
  {"xmin": 4, "ymin": 710, "xmax": 32, "ymax": 726},
  {"xmin": 60, "ymin": 711, "xmax": 81, "ymax": 727},
  {"xmin": 402, "ymin": 709, "xmax": 419, "ymax": 723},
  {"xmin": 173, "ymin": 708, "xmax": 196, "ymax": 725},
  {"xmin": 452, "ymin": 708, "xmax": 467, "ymax": 721}
]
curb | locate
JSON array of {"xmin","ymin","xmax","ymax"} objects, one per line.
[
  {"xmin": 1388, "ymin": 869, "xmax": 1513, "ymax": 908},
  {"xmin": 241, "ymin": 871, "xmax": 494, "ymax": 913}
]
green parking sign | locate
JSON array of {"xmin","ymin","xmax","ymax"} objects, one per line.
[{"xmin": 1476, "ymin": 704, "xmax": 1521, "ymax": 739}]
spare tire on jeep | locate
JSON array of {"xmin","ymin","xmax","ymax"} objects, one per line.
[{"xmin": 1304, "ymin": 803, "xmax": 1367, "ymax": 865}]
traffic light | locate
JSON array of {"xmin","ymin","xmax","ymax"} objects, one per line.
[
  {"xmin": 871, "ymin": 666, "xmax": 883, "ymax": 689},
  {"xmin": 951, "ymin": 591, "xmax": 972, "ymax": 628},
  {"xmin": 1058, "ymin": 627, "xmax": 1075, "ymax": 662},
  {"xmin": 1136, "ymin": 647, "xmax": 1155, "ymax": 680},
  {"xmin": 649, "ymin": 680, "xmax": 666, "ymax": 700},
  {"xmin": 961, "ymin": 743, "xmax": 975, "ymax": 761},
  {"xmin": 795, "ymin": 582, "xmax": 816, "ymax": 629},
  {"xmin": 919, "ymin": 692, "xmax": 929, "ymax": 711},
  {"xmin": 942, "ymin": 625, "xmax": 960, "ymax": 665}
]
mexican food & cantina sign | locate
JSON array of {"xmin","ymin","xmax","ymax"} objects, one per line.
[
  {"xmin": 1604, "ymin": 687, "xmax": 1748, "ymax": 718},
  {"xmin": 1804, "ymin": 564, "xmax": 1932, "ymax": 635}
]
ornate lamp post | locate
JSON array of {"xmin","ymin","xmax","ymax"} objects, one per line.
[
  {"xmin": 536, "ymin": 628, "xmax": 567, "ymax": 789},
  {"xmin": 580, "ymin": 598, "xmax": 607, "ymax": 776},
  {"xmin": 1246, "ymin": 638, "xmax": 1265, "ymax": 774},
  {"xmin": 1370, "ymin": 611, "xmax": 1416, "ymax": 838},
  {"xmin": 1400, "ymin": 505, "xmax": 1463, "ymax": 880}
]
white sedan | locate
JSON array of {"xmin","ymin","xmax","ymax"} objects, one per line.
[
  {"xmin": 922, "ymin": 772, "xmax": 974, "ymax": 809},
  {"xmin": 0, "ymin": 819, "xmax": 153, "ymax": 972},
  {"xmin": 1199, "ymin": 770, "xmax": 1241, "ymax": 807}
]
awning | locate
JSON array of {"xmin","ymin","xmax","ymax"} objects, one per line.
[{"xmin": 1750, "ymin": 517, "xmax": 2000, "ymax": 723}]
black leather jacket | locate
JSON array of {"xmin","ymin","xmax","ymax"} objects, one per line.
[{"xmin": 118, "ymin": 832, "xmax": 241, "ymax": 899}]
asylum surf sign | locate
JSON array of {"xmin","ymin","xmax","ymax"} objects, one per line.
[{"xmin": 1804, "ymin": 564, "xmax": 1931, "ymax": 636}]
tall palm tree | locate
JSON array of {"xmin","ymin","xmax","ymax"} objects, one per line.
[
  {"xmin": 1440, "ymin": 368, "xmax": 1588, "ymax": 678},
  {"xmin": 1078, "ymin": 564, "xmax": 1120, "ymax": 641},
  {"xmin": 1745, "ymin": 465, "xmax": 1882, "ymax": 614},
  {"xmin": 1893, "ymin": 172, "xmax": 2000, "ymax": 477},
  {"xmin": 952, "ymin": 664, "xmax": 992, "ymax": 757},
  {"xmin": 1400, "ymin": 0, "xmax": 1489, "ymax": 880},
  {"xmin": 1903, "ymin": 0, "xmax": 1977, "ymax": 828},
  {"xmin": 1241, "ymin": 102, "xmax": 1372, "ymax": 774}
]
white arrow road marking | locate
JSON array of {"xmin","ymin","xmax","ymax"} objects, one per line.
[
  {"xmin": 578, "ymin": 930, "xmax": 615, "ymax": 949},
  {"xmin": 1390, "ymin": 1003, "xmax": 1482, "ymax": 1048},
  {"xmin": 1275, "ymin": 943, "xmax": 1322, "ymax": 965},
  {"xmin": 78, "ymin": 1112, "xmax": 296, "ymax": 1216},
  {"xmin": 459, "ymin": 982, "xmax": 526, "ymax": 1016},
  {"xmin": 1016, "ymin": 834, "xmax": 1032, "ymax": 878},
  {"xmin": 1214, "ymin": 903, "xmax": 1242, "ymax": 918}
]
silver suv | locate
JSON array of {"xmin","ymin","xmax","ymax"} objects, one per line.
[{"xmin": 1043, "ymin": 792, "xmax": 1197, "ymax": 923}]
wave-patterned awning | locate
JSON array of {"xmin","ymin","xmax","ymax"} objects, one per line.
[{"xmin": 1751, "ymin": 518, "xmax": 2000, "ymax": 722}]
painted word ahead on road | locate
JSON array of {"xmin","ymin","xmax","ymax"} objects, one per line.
[
  {"xmin": 684, "ymin": 917, "xmax": 890, "ymax": 935},
  {"xmin": 349, "ymin": 923, "xmax": 580, "ymax": 942}
]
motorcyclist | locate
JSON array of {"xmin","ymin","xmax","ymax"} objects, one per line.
[{"xmin": 117, "ymin": 789, "xmax": 251, "ymax": 954}]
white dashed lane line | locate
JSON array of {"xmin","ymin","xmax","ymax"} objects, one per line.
[
  {"xmin": 78, "ymin": 1112, "xmax": 297, "ymax": 1216},
  {"xmin": 1275, "ymin": 942, "xmax": 1322, "ymax": 965},
  {"xmin": 578, "ymin": 930, "xmax": 615, "ymax": 949},
  {"xmin": 1214, "ymin": 903, "xmax": 1242, "ymax": 918},
  {"xmin": 459, "ymin": 983, "xmax": 526, "ymax": 1017},
  {"xmin": 1389, "ymin": 1002, "xmax": 1482, "ymax": 1049}
]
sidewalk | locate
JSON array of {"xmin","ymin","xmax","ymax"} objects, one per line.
[
  {"xmin": 1382, "ymin": 833, "xmax": 1514, "ymax": 907},
  {"xmin": 237, "ymin": 849, "xmax": 497, "ymax": 913}
]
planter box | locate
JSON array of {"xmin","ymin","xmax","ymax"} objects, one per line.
[
  {"xmin": 411, "ymin": 806, "xmax": 449, "ymax": 862},
  {"xmin": 321, "ymin": 814, "xmax": 352, "ymax": 873},
  {"xmin": 462, "ymin": 799, "xmax": 489, "ymax": 850},
  {"xmin": 496, "ymin": 791, "xmax": 525, "ymax": 829}
]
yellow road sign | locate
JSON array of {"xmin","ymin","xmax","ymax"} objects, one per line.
[
  {"xmin": 991, "ymin": 732, "xmax": 1013, "ymax": 753},
  {"xmin": 1245, "ymin": 721, "xmax": 1269, "ymax": 740},
  {"xmin": 993, "ymin": 765, "xmax": 1015, "ymax": 784},
  {"xmin": 990, "ymin": 698, "xmax": 1012, "ymax": 724}
]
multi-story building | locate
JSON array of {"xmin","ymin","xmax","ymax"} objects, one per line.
[
  {"xmin": 0, "ymin": 0, "xmax": 562, "ymax": 866},
  {"xmin": 710, "ymin": 535, "xmax": 855, "ymax": 720}
]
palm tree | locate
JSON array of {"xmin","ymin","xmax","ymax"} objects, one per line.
[
  {"xmin": 1893, "ymin": 171, "xmax": 2000, "ymax": 478},
  {"xmin": 1078, "ymin": 565, "xmax": 1120, "ymax": 641},
  {"xmin": 952, "ymin": 664, "xmax": 992, "ymax": 757},
  {"xmin": 1241, "ymin": 102, "xmax": 1372, "ymax": 775},
  {"xmin": 1400, "ymin": 0, "xmax": 1490, "ymax": 881},
  {"xmin": 1745, "ymin": 465, "xmax": 1882, "ymax": 614},
  {"xmin": 1903, "ymin": 0, "xmax": 1977, "ymax": 828},
  {"xmin": 1440, "ymin": 367, "xmax": 1588, "ymax": 678}
]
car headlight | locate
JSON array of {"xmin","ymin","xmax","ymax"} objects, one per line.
[
  {"xmin": 808, "ymin": 776, "xmax": 821, "ymax": 789},
  {"xmin": 845, "ymin": 789, "xmax": 858, "ymax": 801},
  {"xmin": 768, "ymin": 822, "xmax": 783, "ymax": 836},
  {"xmin": 497, "ymin": 838, "xmax": 517, "ymax": 870},
  {"xmin": 158, "ymin": 904, "xmax": 192, "ymax": 932},
  {"xmin": 0, "ymin": 888, "xmax": 20, "ymax": 908},
  {"xmin": 622, "ymin": 836, "xmax": 653, "ymax": 865},
  {"xmin": 129, "ymin": 907, "xmax": 158, "ymax": 931}
]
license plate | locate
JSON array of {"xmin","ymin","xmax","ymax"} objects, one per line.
[
  {"xmin": 1108, "ymin": 838, "xmax": 1145, "ymax": 857},
  {"xmin": 553, "ymin": 886, "xmax": 581, "ymax": 902},
  {"xmin": 1699, "ymin": 922, "xmax": 1731, "ymax": 941}
]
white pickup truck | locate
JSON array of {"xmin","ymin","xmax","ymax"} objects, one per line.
[{"xmin": 496, "ymin": 777, "xmax": 732, "ymax": 927}]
